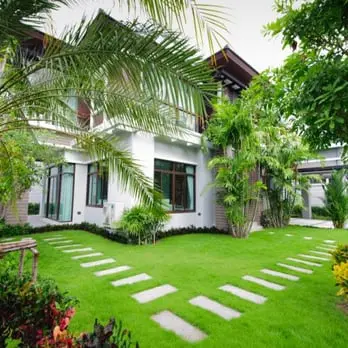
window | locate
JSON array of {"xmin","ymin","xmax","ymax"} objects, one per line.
[
  {"xmin": 86, "ymin": 163, "xmax": 108, "ymax": 207},
  {"xmin": 46, "ymin": 164, "xmax": 74, "ymax": 222},
  {"xmin": 154, "ymin": 159, "xmax": 195, "ymax": 212}
]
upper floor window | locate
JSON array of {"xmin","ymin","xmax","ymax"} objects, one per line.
[
  {"xmin": 86, "ymin": 163, "xmax": 108, "ymax": 207},
  {"xmin": 154, "ymin": 159, "xmax": 195, "ymax": 213}
]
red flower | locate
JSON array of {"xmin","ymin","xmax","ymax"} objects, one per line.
[
  {"xmin": 65, "ymin": 307, "xmax": 76, "ymax": 319},
  {"xmin": 59, "ymin": 317, "xmax": 70, "ymax": 330}
]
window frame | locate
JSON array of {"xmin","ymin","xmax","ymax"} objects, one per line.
[
  {"xmin": 46, "ymin": 164, "xmax": 75, "ymax": 222},
  {"xmin": 154, "ymin": 159, "xmax": 196, "ymax": 213},
  {"xmin": 86, "ymin": 163, "xmax": 108, "ymax": 208}
]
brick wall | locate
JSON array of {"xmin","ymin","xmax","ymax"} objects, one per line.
[{"xmin": 4, "ymin": 191, "xmax": 29, "ymax": 225}]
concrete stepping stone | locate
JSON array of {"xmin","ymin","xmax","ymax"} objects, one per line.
[
  {"xmin": 94, "ymin": 266, "xmax": 131, "ymax": 277},
  {"xmin": 285, "ymin": 234, "xmax": 293, "ymax": 237},
  {"xmin": 242, "ymin": 275, "xmax": 285, "ymax": 291},
  {"xmin": 44, "ymin": 237, "xmax": 65, "ymax": 241},
  {"xmin": 277, "ymin": 263, "xmax": 313, "ymax": 274},
  {"xmin": 287, "ymin": 257, "xmax": 322, "ymax": 267},
  {"xmin": 72, "ymin": 253, "xmax": 103, "ymax": 260},
  {"xmin": 304, "ymin": 237, "xmax": 313, "ymax": 240},
  {"xmin": 111, "ymin": 273, "xmax": 151, "ymax": 287},
  {"xmin": 309, "ymin": 250, "xmax": 331, "ymax": 256},
  {"xmin": 151, "ymin": 311, "xmax": 207, "ymax": 343},
  {"xmin": 316, "ymin": 246, "xmax": 334, "ymax": 251},
  {"xmin": 261, "ymin": 269, "xmax": 299, "ymax": 281},
  {"xmin": 49, "ymin": 240, "xmax": 74, "ymax": 245},
  {"xmin": 219, "ymin": 284, "xmax": 267, "ymax": 304},
  {"xmin": 189, "ymin": 295, "xmax": 241, "ymax": 320},
  {"xmin": 324, "ymin": 240, "xmax": 336, "ymax": 244},
  {"xmin": 63, "ymin": 248, "xmax": 93, "ymax": 253},
  {"xmin": 132, "ymin": 284, "xmax": 177, "ymax": 304},
  {"xmin": 55, "ymin": 244, "xmax": 82, "ymax": 249},
  {"xmin": 81, "ymin": 258, "xmax": 115, "ymax": 268},
  {"xmin": 298, "ymin": 254, "xmax": 329, "ymax": 261}
]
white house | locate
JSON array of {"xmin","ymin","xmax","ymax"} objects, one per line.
[{"xmin": 7, "ymin": 26, "xmax": 258, "ymax": 230}]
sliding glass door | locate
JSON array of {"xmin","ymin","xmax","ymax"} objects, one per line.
[{"xmin": 46, "ymin": 164, "xmax": 75, "ymax": 222}]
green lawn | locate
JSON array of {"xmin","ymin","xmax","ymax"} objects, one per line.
[{"xmin": 10, "ymin": 226, "xmax": 348, "ymax": 347}]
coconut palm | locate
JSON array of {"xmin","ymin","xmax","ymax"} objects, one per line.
[{"xmin": 0, "ymin": 0, "xmax": 227, "ymax": 207}]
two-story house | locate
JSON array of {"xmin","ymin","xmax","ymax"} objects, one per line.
[{"xmin": 6, "ymin": 16, "xmax": 259, "ymax": 230}]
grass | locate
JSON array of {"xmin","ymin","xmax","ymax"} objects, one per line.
[{"xmin": 6, "ymin": 226, "xmax": 348, "ymax": 348}]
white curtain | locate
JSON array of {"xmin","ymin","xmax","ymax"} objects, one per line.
[{"xmin": 59, "ymin": 174, "xmax": 73, "ymax": 221}]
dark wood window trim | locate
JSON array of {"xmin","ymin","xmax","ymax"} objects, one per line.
[
  {"xmin": 86, "ymin": 163, "xmax": 108, "ymax": 208},
  {"xmin": 46, "ymin": 164, "xmax": 75, "ymax": 222},
  {"xmin": 154, "ymin": 159, "xmax": 196, "ymax": 213}
]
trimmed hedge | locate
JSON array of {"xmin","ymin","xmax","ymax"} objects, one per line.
[{"xmin": 0, "ymin": 221, "xmax": 227, "ymax": 245}]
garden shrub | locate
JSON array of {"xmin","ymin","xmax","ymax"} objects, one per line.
[
  {"xmin": 0, "ymin": 221, "xmax": 227, "ymax": 245},
  {"xmin": 331, "ymin": 244, "xmax": 348, "ymax": 303},
  {"xmin": 115, "ymin": 205, "xmax": 170, "ymax": 245},
  {"xmin": 333, "ymin": 262, "xmax": 348, "ymax": 301},
  {"xmin": 0, "ymin": 257, "xmax": 139, "ymax": 347},
  {"xmin": 0, "ymin": 259, "xmax": 79, "ymax": 347},
  {"xmin": 323, "ymin": 170, "xmax": 348, "ymax": 228},
  {"xmin": 28, "ymin": 202, "xmax": 40, "ymax": 215},
  {"xmin": 312, "ymin": 206, "xmax": 330, "ymax": 218}
]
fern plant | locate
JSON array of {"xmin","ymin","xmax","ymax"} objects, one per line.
[{"xmin": 323, "ymin": 170, "xmax": 348, "ymax": 229}]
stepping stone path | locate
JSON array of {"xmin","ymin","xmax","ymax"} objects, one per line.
[
  {"xmin": 242, "ymin": 275, "xmax": 285, "ymax": 291},
  {"xmin": 55, "ymin": 244, "xmax": 82, "ymax": 249},
  {"xmin": 94, "ymin": 266, "xmax": 131, "ymax": 277},
  {"xmin": 152, "ymin": 311, "xmax": 207, "ymax": 343},
  {"xmin": 72, "ymin": 253, "xmax": 103, "ymax": 260},
  {"xmin": 111, "ymin": 273, "xmax": 151, "ymax": 287},
  {"xmin": 316, "ymin": 246, "xmax": 334, "ymax": 251},
  {"xmin": 63, "ymin": 248, "xmax": 93, "ymax": 253},
  {"xmin": 132, "ymin": 284, "xmax": 177, "ymax": 304},
  {"xmin": 189, "ymin": 295, "xmax": 241, "ymax": 320},
  {"xmin": 81, "ymin": 258, "xmax": 115, "ymax": 268},
  {"xmin": 260, "ymin": 269, "xmax": 299, "ymax": 281},
  {"xmin": 219, "ymin": 284, "xmax": 267, "ymax": 304},
  {"xmin": 42, "ymin": 231, "xmax": 334, "ymax": 343},
  {"xmin": 49, "ymin": 240, "xmax": 74, "ymax": 245},
  {"xmin": 298, "ymin": 254, "xmax": 330, "ymax": 261},
  {"xmin": 287, "ymin": 257, "xmax": 322, "ymax": 267},
  {"xmin": 44, "ymin": 237, "xmax": 65, "ymax": 241},
  {"xmin": 324, "ymin": 240, "xmax": 336, "ymax": 244},
  {"xmin": 277, "ymin": 263, "xmax": 313, "ymax": 274},
  {"xmin": 309, "ymin": 250, "xmax": 331, "ymax": 256}
]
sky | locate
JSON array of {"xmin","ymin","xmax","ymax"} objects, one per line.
[{"xmin": 45, "ymin": 0, "xmax": 291, "ymax": 72}]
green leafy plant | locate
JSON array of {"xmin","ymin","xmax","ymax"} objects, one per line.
[
  {"xmin": 332, "ymin": 244, "xmax": 348, "ymax": 303},
  {"xmin": 206, "ymin": 99, "xmax": 264, "ymax": 238},
  {"xmin": 0, "ymin": 259, "xmax": 79, "ymax": 347},
  {"xmin": 28, "ymin": 203, "xmax": 40, "ymax": 215},
  {"xmin": 323, "ymin": 170, "xmax": 348, "ymax": 228},
  {"xmin": 332, "ymin": 244, "xmax": 348, "ymax": 265},
  {"xmin": 115, "ymin": 204, "xmax": 170, "ymax": 245}
]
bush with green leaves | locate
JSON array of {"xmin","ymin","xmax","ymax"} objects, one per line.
[
  {"xmin": 323, "ymin": 170, "xmax": 348, "ymax": 228},
  {"xmin": 115, "ymin": 204, "xmax": 170, "ymax": 244},
  {"xmin": 28, "ymin": 202, "xmax": 40, "ymax": 215},
  {"xmin": 0, "ymin": 256, "xmax": 79, "ymax": 347}
]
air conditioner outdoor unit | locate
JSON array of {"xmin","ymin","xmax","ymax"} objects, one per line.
[{"xmin": 103, "ymin": 202, "xmax": 124, "ymax": 227}]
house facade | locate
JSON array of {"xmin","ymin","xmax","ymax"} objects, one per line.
[
  {"xmin": 298, "ymin": 145, "xmax": 346, "ymax": 218},
  {"xmin": 6, "ymin": 27, "xmax": 259, "ymax": 230}
]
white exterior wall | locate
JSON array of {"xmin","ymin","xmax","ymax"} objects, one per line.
[
  {"xmin": 40, "ymin": 130, "xmax": 215, "ymax": 229},
  {"xmin": 309, "ymin": 184, "xmax": 325, "ymax": 207}
]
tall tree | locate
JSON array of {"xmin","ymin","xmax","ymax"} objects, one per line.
[
  {"xmin": 0, "ymin": 0, "xmax": 226, "ymax": 207},
  {"xmin": 266, "ymin": 0, "xmax": 348, "ymax": 151}
]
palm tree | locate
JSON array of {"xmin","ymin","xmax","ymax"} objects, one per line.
[{"xmin": 0, "ymin": 0, "xmax": 228, "ymax": 208}]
